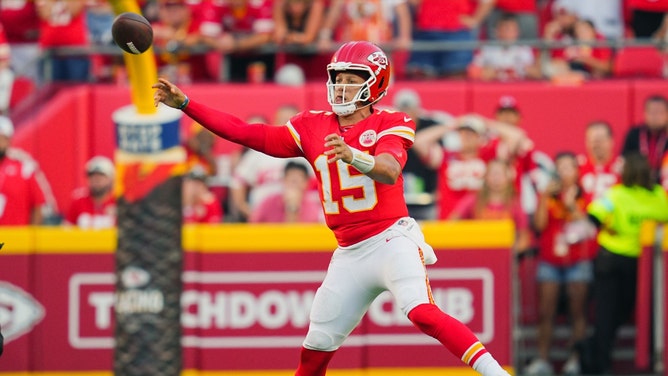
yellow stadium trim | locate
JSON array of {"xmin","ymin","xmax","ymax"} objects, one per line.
[
  {"xmin": 0, "ymin": 367, "xmax": 514, "ymax": 376},
  {"xmin": 2, "ymin": 220, "xmax": 666, "ymax": 255}
]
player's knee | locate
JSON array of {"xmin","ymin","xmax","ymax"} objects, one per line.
[
  {"xmin": 408, "ymin": 303, "xmax": 444, "ymax": 337},
  {"xmin": 303, "ymin": 329, "xmax": 341, "ymax": 351}
]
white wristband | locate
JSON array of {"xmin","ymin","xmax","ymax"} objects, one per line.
[{"xmin": 349, "ymin": 147, "xmax": 375, "ymax": 174}]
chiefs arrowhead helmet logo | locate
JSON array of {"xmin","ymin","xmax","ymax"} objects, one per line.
[{"xmin": 367, "ymin": 51, "xmax": 388, "ymax": 75}]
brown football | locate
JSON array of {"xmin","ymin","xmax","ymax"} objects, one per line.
[{"xmin": 111, "ymin": 12, "xmax": 153, "ymax": 55}]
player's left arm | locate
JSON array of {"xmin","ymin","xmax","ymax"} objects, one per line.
[{"xmin": 153, "ymin": 78, "xmax": 301, "ymax": 157}]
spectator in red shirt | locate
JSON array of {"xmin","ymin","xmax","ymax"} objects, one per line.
[
  {"xmin": 0, "ymin": 116, "xmax": 49, "ymax": 225},
  {"xmin": 317, "ymin": 0, "xmax": 412, "ymax": 51},
  {"xmin": 200, "ymin": 0, "xmax": 276, "ymax": 82},
  {"xmin": 413, "ymin": 113, "xmax": 527, "ymax": 219},
  {"xmin": 493, "ymin": 96, "xmax": 547, "ymax": 217},
  {"xmin": 35, "ymin": 0, "xmax": 89, "ymax": 82},
  {"xmin": 528, "ymin": 151, "xmax": 595, "ymax": 376},
  {"xmin": 449, "ymin": 159, "xmax": 532, "ymax": 253},
  {"xmin": 250, "ymin": 160, "xmax": 323, "ymax": 223},
  {"xmin": 407, "ymin": 0, "xmax": 496, "ymax": 79},
  {"xmin": 578, "ymin": 121, "xmax": 622, "ymax": 204},
  {"xmin": 0, "ymin": 0, "xmax": 40, "ymax": 81},
  {"xmin": 183, "ymin": 164, "xmax": 223, "ymax": 224},
  {"xmin": 152, "ymin": 0, "xmax": 215, "ymax": 83},
  {"xmin": 65, "ymin": 156, "xmax": 116, "ymax": 229}
]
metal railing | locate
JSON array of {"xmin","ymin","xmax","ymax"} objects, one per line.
[{"xmin": 33, "ymin": 36, "xmax": 668, "ymax": 83}]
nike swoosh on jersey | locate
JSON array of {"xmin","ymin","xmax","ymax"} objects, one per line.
[{"xmin": 404, "ymin": 116, "xmax": 411, "ymax": 122}]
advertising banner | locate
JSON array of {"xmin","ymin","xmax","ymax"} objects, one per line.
[{"xmin": 0, "ymin": 222, "xmax": 513, "ymax": 374}]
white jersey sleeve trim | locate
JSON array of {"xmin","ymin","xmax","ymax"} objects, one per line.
[
  {"xmin": 377, "ymin": 125, "xmax": 415, "ymax": 142},
  {"xmin": 286, "ymin": 121, "xmax": 304, "ymax": 152}
]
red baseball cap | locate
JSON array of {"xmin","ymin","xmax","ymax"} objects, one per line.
[{"xmin": 496, "ymin": 95, "xmax": 520, "ymax": 113}]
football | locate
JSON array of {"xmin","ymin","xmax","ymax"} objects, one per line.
[{"xmin": 112, "ymin": 12, "xmax": 153, "ymax": 55}]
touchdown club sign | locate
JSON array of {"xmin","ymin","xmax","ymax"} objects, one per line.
[{"xmin": 71, "ymin": 268, "xmax": 495, "ymax": 351}]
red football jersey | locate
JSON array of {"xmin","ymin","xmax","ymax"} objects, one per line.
[
  {"xmin": 182, "ymin": 101, "xmax": 415, "ymax": 246},
  {"xmin": 285, "ymin": 109, "xmax": 414, "ymax": 246},
  {"xmin": 65, "ymin": 188, "xmax": 117, "ymax": 229},
  {"xmin": 0, "ymin": 152, "xmax": 47, "ymax": 225},
  {"xmin": 578, "ymin": 154, "xmax": 622, "ymax": 204},
  {"xmin": 436, "ymin": 140, "xmax": 499, "ymax": 219}
]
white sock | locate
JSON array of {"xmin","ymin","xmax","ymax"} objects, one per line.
[{"xmin": 472, "ymin": 352, "xmax": 511, "ymax": 376}]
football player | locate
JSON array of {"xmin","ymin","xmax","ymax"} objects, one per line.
[{"xmin": 153, "ymin": 41, "xmax": 510, "ymax": 376}]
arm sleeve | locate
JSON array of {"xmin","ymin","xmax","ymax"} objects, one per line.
[{"xmin": 183, "ymin": 100, "xmax": 302, "ymax": 158}]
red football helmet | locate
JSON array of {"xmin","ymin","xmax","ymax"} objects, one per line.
[{"xmin": 326, "ymin": 41, "xmax": 392, "ymax": 116}]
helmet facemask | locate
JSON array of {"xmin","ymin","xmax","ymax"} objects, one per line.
[{"xmin": 326, "ymin": 64, "xmax": 376, "ymax": 116}]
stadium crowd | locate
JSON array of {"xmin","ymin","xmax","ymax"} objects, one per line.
[
  {"xmin": 1, "ymin": 0, "xmax": 668, "ymax": 95},
  {"xmin": 1, "ymin": 0, "xmax": 668, "ymax": 375}
]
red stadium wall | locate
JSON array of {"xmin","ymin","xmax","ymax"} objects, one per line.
[
  {"xmin": 0, "ymin": 221, "xmax": 514, "ymax": 375},
  {"xmin": 10, "ymin": 79, "xmax": 668, "ymax": 214}
]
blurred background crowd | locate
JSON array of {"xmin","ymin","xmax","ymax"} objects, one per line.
[
  {"xmin": 1, "ymin": 0, "xmax": 668, "ymax": 375},
  {"xmin": 2, "ymin": 0, "xmax": 668, "ymax": 101}
]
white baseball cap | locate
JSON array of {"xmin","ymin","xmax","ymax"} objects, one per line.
[
  {"xmin": 456, "ymin": 115, "xmax": 486, "ymax": 135},
  {"xmin": 0, "ymin": 116, "xmax": 14, "ymax": 137},
  {"xmin": 393, "ymin": 88, "xmax": 421, "ymax": 110},
  {"xmin": 86, "ymin": 156, "xmax": 114, "ymax": 177},
  {"xmin": 275, "ymin": 64, "xmax": 305, "ymax": 86},
  {"xmin": 552, "ymin": 0, "xmax": 578, "ymax": 15}
]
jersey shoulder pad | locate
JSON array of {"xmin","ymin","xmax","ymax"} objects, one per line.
[
  {"xmin": 294, "ymin": 110, "xmax": 333, "ymax": 122},
  {"xmin": 375, "ymin": 110, "xmax": 416, "ymax": 142},
  {"xmin": 377, "ymin": 108, "xmax": 415, "ymax": 129}
]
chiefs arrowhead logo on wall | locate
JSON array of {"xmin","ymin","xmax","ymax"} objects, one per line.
[{"xmin": 0, "ymin": 282, "xmax": 45, "ymax": 344}]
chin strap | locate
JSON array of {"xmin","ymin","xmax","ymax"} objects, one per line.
[{"xmin": 331, "ymin": 103, "xmax": 356, "ymax": 116}]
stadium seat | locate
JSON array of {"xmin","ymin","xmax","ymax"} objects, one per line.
[{"xmin": 613, "ymin": 46, "xmax": 664, "ymax": 78}]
